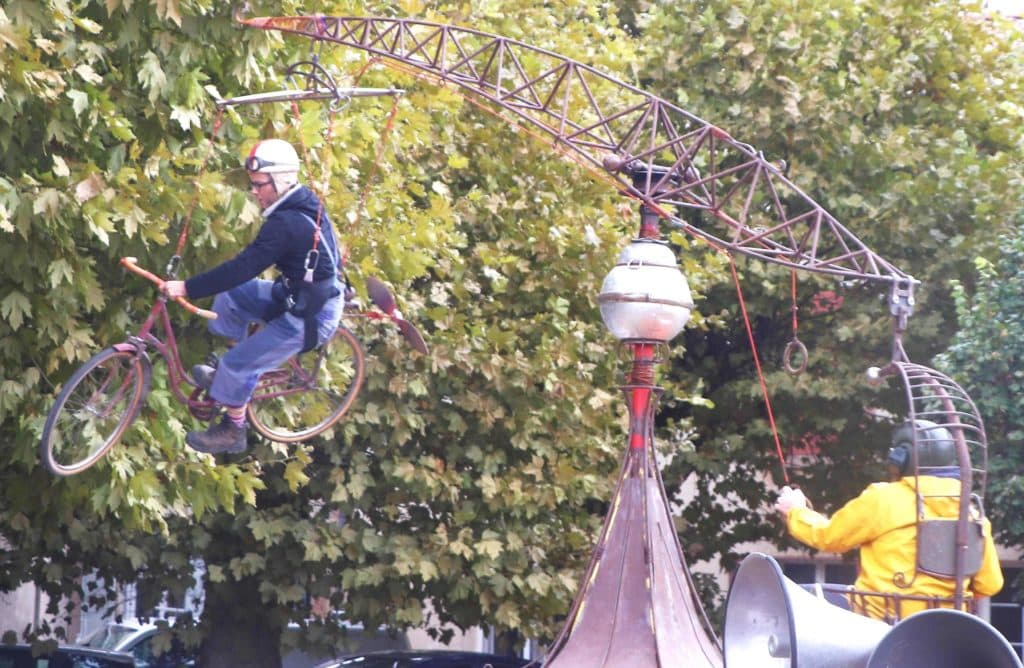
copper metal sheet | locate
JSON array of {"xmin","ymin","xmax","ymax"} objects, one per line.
[{"xmin": 544, "ymin": 447, "xmax": 723, "ymax": 667}]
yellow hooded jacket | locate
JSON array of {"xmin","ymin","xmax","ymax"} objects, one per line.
[{"xmin": 785, "ymin": 475, "xmax": 1003, "ymax": 621}]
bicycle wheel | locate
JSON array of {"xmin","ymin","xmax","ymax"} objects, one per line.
[
  {"xmin": 40, "ymin": 347, "xmax": 152, "ymax": 476},
  {"xmin": 248, "ymin": 325, "xmax": 365, "ymax": 443}
]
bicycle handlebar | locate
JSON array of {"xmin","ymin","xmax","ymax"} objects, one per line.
[{"xmin": 120, "ymin": 257, "xmax": 217, "ymax": 320}]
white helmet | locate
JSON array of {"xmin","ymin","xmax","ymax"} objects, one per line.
[{"xmin": 245, "ymin": 139, "xmax": 300, "ymax": 191}]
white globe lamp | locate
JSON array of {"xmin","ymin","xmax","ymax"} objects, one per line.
[{"xmin": 598, "ymin": 239, "xmax": 693, "ymax": 342}]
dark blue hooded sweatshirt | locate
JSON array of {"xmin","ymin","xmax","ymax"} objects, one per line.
[{"xmin": 185, "ymin": 185, "xmax": 340, "ymax": 300}]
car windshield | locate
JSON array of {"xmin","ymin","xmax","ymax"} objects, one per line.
[{"xmin": 84, "ymin": 625, "xmax": 141, "ymax": 651}]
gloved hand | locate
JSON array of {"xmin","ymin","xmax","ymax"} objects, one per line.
[{"xmin": 775, "ymin": 485, "xmax": 808, "ymax": 517}]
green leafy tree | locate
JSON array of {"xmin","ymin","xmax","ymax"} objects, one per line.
[
  {"xmin": 3, "ymin": 0, "xmax": 1021, "ymax": 663},
  {"xmin": 0, "ymin": 1, "xmax": 715, "ymax": 666},
  {"xmin": 937, "ymin": 215, "xmax": 1024, "ymax": 555},
  {"xmin": 623, "ymin": 0, "xmax": 1024, "ymax": 615}
]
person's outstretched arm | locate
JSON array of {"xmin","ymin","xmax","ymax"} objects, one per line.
[{"xmin": 781, "ymin": 484, "xmax": 889, "ymax": 554}]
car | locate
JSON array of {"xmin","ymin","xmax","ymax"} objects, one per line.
[
  {"xmin": 0, "ymin": 643, "xmax": 136, "ymax": 667},
  {"xmin": 280, "ymin": 621, "xmax": 411, "ymax": 668},
  {"xmin": 78, "ymin": 619, "xmax": 193, "ymax": 668},
  {"xmin": 313, "ymin": 649, "xmax": 533, "ymax": 668},
  {"xmin": 79, "ymin": 617, "xmax": 410, "ymax": 668}
]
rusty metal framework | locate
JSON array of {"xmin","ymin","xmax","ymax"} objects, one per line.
[
  {"xmin": 880, "ymin": 356, "xmax": 990, "ymax": 609},
  {"xmin": 236, "ymin": 13, "xmax": 915, "ymax": 286},
  {"xmin": 211, "ymin": 58, "xmax": 402, "ymax": 108},
  {"xmin": 226, "ymin": 12, "xmax": 999, "ymax": 664}
]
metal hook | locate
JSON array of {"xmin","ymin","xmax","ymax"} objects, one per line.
[
  {"xmin": 890, "ymin": 279, "xmax": 915, "ymax": 333},
  {"xmin": 303, "ymin": 249, "xmax": 320, "ymax": 283},
  {"xmin": 165, "ymin": 255, "xmax": 182, "ymax": 279},
  {"xmin": 329, "ymin": 94, "xmax": 353, "ymax": 114}
]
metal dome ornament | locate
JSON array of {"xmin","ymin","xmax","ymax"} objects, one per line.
[
  {"xmin": 598, "ymin": 238, "xmax": 694, "ymax": 342},
  {"xmin": 544, "ymin": 200, "xmax": 721, "ymax": 668}
]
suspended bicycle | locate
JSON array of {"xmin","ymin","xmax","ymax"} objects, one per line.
[
  {"xmin": 37, "ymin": 54, "xmax": 424, "ymax": 476},
  {"xmin": 39, "ymin": 257, "xmax": 425, "ymax": 477}
]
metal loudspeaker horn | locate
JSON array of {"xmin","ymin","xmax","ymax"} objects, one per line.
[
  {"xmin": 723, "ymin": 553, "xmax": 890, "ymax": 668},
  {"xmin": 866, "ymin": 608, "xmax": 1022, "ymax": 668}
]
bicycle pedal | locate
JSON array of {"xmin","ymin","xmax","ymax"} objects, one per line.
[{"xmin": 187, "ymin": 394, "xmax": 218, "ymax": 422}]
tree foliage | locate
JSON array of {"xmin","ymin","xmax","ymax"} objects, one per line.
[
  {"xmin": 1, "ymin": 0, "xmax": 1022, "ymax": 663},
  {"xmin": 937, "ymin": 215, "xmax": 1024, "ymax": 553},
  {"xmin": 0, "ymin": 0, "xmax": 711, "ymax": 664},
  {"xmin": 626, "ymin": 0, "xmax": 1024, "ymax": 609}
]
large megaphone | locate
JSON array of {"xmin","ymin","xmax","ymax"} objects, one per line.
[
  {"xmin": 724, "ymin": 553, "xmax": 1023, "ymax": 668},
  {"xmin": 724, "ymin": 552, "xmax": 890, "ymax": 667},
  {"xmin": 867, "ymin": 608, "xmax": 1021, "ymax": 668}
]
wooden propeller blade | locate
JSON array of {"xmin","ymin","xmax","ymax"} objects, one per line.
[
  {"xmin": 365, "ymin": 276, "xmax": 396, "ymax": 313},
  {"xmin": 397, "ymin": 319, "xmax": 429, "ymax": 355}
]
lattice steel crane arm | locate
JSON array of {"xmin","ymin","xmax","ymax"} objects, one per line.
[{"xmin": 236, "ymin": 13, "xmax": 915, "ymax": 288}]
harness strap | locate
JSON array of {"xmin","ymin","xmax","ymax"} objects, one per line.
[
  {"xmin": 298, "ymin": 211, "xmax": 341, "ymax": 276},
  {"xmin": 262, "ymin": 277, "xmax": 340, "ymax": 353},
  {"xmin": 261, "ymin": 210, "xmax": 342, "ymax": 353}
]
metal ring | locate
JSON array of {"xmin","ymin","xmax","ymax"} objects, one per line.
[{"xmin": 783, "ymin": 338, "xmax": 808, "ymax": 375}]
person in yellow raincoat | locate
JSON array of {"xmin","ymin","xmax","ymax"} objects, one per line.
[{"xmin": 775, "ymin": 420, "xmax": 1003, "ymax": 622}]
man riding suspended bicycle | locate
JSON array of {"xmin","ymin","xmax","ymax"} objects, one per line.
[{"xmin": 162, "ymin": 138, "xmax": 343, "ymax": 454}]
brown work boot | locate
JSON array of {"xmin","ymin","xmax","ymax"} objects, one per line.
[{"xmin": 186, "ymin": 417, "xmax": 247, "ymax": 454}]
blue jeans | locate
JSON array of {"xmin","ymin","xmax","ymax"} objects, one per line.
[{"xmin": 206, "ymin": 278, "xmax": 343, "ymax": 407}]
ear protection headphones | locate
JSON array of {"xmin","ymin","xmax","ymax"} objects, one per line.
[{"xmin": 887, "ymin": 441, "xmax": 911, "ymax": 476}]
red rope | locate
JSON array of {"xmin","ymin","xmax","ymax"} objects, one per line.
[
  {"xmin": 351, "ymin": 97, "xmax": 401, "ymax": 237},
  {"xmin": 730, "ymin": 256, "xmax": 791, "ymax": 485},
  {"xmin": 790, "ymin": 269, "xmax": 799, "ymax": 337},
  {"xmin": 287, "ymin": 97, "xmax": 337, "ymax": 260},
  {"xmin": 332, "ymin": 56, "xmax": 397, "ymax": 265},
  {"xmin": 175, "ymin": 106, "xmax": 226, "ymax": 257},
  {"xmin": 382, "ymin": 60, "xmax": 630, "ymax": 196},
  {"xmin": 350, "ymin": 56, "xmax": 380, "ymax": 84},
  {"xmin": 283, "ymin": 57, "xmax": 389, "ymax": 263}
]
